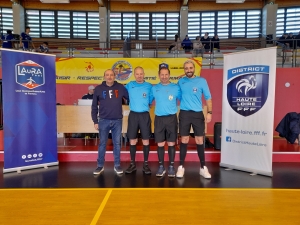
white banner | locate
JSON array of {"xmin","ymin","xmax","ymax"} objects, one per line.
[{"xmin": 220, "ymin": 47, "xmax": 277, "ymax": 176}]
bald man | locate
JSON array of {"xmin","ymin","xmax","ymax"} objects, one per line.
[{"xmin": 92, "ymin": 69, "xmax": 129, "ymax": 175}]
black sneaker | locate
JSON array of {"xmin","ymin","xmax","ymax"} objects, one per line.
[
  {"xmin": 168, "ymin": 165, "xmax": 175, "ymax": 178},
  {"xmin": 125, "ymin": 163, "xmax": 137, "ymax": 174},
  {"xmin": 93, "ymin": 166, "xmax": 104, "ymax": 175},
  {"xmin": 142, "ymin": 163, "xmax": 151, "ymax": 175},
  {"xmin": 114, "ymin": 166, "xmax": 123, "ymax": 174}
]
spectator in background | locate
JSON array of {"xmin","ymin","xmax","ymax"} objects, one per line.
[
  {"xmin": 211, "ymin": 34, "xmax": 220, "ymax": 52},
  {"xmin": 20, "ymin": 26, "xmax": 35, "ymax": 51},
  {"xmin": 1, "ymin": 30, "xmax": 14, "ymax": 49},
  {"xmin": 181, "ymin": 35, "xmax": 193, "ymax": 53},
  {"xmin": 82, "ymin": 85, "xmax": 95, "ymax": 99},
  {"xmin": 201, "ymin": 32, "xmax": 211, "ymax": 53},
  {"xmin": 295, "ymin": 31, "xmax": 300, "ymax": 48},
  {"xmin": 287, "ymin": 33, "xmax": 295, "ymax": 49},
  {"xmin": 169, "ymin": 34, "xmax": 181, "ymax": 52},
  {"xmin": 192, "ymin": 36, "xmax": 203, "ymax": 57},
  {"xmin": 39, "ymin": 42, "xmax": 49, "ymax": 53},
  {"xmin": 278, "ymin": 33, "xmax": 289, "ymax": 49}
]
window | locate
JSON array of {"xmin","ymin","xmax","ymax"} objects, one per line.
[
  {"xmin": 26, "ymin": 10, "xmax": 99, "ymax": 39},
  {"xmin": 110, "ymin": 12, "xmax": 179, "ymax": 40},
  {"xmin": 276, "ymin": 7, "xmax": 300, "ymax": 37},
  {"xmin": 0, "ymin": 8, "xmax": 13, "ymax": 36},
  {"xmin": 188, "ymin": 9, "xmax": 261, "ymax": 39}
]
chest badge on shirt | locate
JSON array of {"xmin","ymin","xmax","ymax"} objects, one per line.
[
  {"xmin": 143, "ymin": 93, "xmax": 147, "ymax": 98},
  {"xmin": 168, "ymin": 95, "xmax": 173, "ymax": 101},
  {"xmin": 193, "ymin": 87, "xmax": 198, "ymax": 93}
]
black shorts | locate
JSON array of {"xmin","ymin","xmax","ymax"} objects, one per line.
[
  {"xmin": 127, "ymin": 111, "xmax": 151, "ymax": 140},
  {"xmin": 179, "ymin": 110, "xmax": 205, "ymax": 137},
  {"xmin": 154, "ymin": 114, "xmax": 178, "ymax": 143}
]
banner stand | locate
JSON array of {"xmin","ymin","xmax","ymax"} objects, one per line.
[
  {"xmin": 220, "ymin": 47, "xmax": 277, "ymax": 177},
  {"xmin": 2, "ymin": 49, "xmax": 58, "ymax": 173},
  {"xmin": 3, "ymin": 162, "xmax": 59, "ymax": 174},
  {"xmin": 219, "ymin": 163, "xmax": 273, "ymax": 177}
]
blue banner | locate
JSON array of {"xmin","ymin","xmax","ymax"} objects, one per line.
[{"xmin": 2, "ymin": 50, "xmax": 58, "ymax": 172}]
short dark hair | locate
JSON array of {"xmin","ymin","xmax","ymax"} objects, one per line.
[
  {"xmin": 25, "ymin": 26, "xmax": 30, "ymax": 30},
  {"xmin": 43, "ymin": 42, "xmax": 48, "ymax": 46},
  {"xmin": 6, "ymin": 30, "xmax": 12, "ymax": 34},
  {"xmin": 158, "ymin": 67, "xmax": 170, "ymax": 75}
]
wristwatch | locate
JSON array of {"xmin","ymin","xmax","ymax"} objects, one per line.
[{"xmin": 208, "ymin": 111, "xmax": 212, "ymax": 114}]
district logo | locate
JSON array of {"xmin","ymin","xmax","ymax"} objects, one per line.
[
  {"xmin": 227, "ymin": 65, "xmax": 269, "ymax": 117},
  {"xmin": 15, "ymin": 60, "xmax": 45, "ymax": 89},
  {"xmin": 85, "ymin": 62, "xmax": 94, "ymax": 72},
  {"xmin": 112, "ymin": 60, "xmax": 132, "ymax": 81}
]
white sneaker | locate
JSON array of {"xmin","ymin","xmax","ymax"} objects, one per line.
[
  {"xmin": 176, "ymin": 165, "xmax": 185, "ymax": 178},
  {"xmin": 200, "ymin": 166, "xmax": 211, "ymax": 179}
]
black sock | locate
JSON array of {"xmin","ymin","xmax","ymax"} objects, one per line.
[
  {"xmin": 143, "ymin": 145, "xmax": 150, "ymax": 164},
  {"xmin": 168, "ymin": 146, "xmax": 175, "ymax": 166},
  {"xmin": 130, "ymin": 145, "xmax": 136, "ymax": 164},
  {"xmin": 157, "ymin": 146, "xmax": 165, "ymax": 166},
  {"xmin": 179, "ymin": 143, "xmax": 188, "ymax": 166},
  {"xmin": 196, "ymin": 144, "xmax": 205, "ymax": 168}
]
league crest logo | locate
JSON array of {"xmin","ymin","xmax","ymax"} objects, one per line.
[
  {"xmin": 193, "ymin": 87, "xmax": 198, "ymax": 93},
  {"xmin": 143, "ymin": 93, "xmax": 147, "ymax": 98},
  {"xmin": 227, "ymin": 65, "xmax": 269, "ymax": 117},
  {"xmin": 112, "ymin": 60, "xmax": 132, "ymax": 81},
  {"xmin": 15, "ymin": 60, "xmax": 45, "ymax": 89}
]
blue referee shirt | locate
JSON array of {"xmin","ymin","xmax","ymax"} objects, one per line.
[
  {"xmin": 126, "ymin": 81, "xmax": 153, "ymax": 112},
  {"xmin": 178, "ymin": 76, "xmax": 211, "ymax": 112},
  {"xmin": 151, "ymin": 82, "xmax": 181, "ymax": 116}
]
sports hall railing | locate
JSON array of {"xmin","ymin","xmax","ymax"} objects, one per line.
[{"xmin": 1, "ymin": 38, "xmax": 300, "ymax": 68}]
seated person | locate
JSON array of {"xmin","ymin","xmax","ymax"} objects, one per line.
[
  {"xmin": 211, "ymin": 34, "xmax": 220, "ymax": 52},
  {"xmin": 39, "ymin": 42, "xmax": 49, "ymax": 53},
  {"xmin": 1, "ymin": 30, "xmax": 14, "ymax": 49},
  {"xmin": 181, "ymin": 35, "xmax": 193, "ymax": 52},
  {"xmin": 82, "ymin": 85, "xmax": 95, "ymax": 99},
  {"xmin": 278, "ymin": 33, "xmax": 289, "ymax": 49},
  {"xmin": 201, "ymin": 32, "xmax": 211, "ymax": 53},
  {"xmin": 192, "ymin": 36, "xmax": 203, "ymax": 56},
  {"xmin": 169, "ymin": 34, "xmax": 181, "ymax": 52},
  {"xmin": 287, "ymin": 33, "xmax": 294, "ymax": 49}
]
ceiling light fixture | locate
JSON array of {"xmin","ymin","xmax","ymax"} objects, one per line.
[
  {"xmin": 128, "ymin": 0, "xmax": 156, "ymax": 4},
  {"xmin": 40, "ymin": 0, "xmax": 70, "ymax": 3},
  {"xmin": 216, "ymin": 0, "xmax": 245, "ymax": 3}
]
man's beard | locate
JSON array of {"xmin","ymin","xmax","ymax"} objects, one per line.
[{"xmin": 186, "ymin": 72, "xmax": 194, "ymax": 78}]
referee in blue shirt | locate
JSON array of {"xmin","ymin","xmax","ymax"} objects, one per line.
[
  {"xmin": 177, "ymin": 60, "xmax": 212, "ymax": 179},
  {"xmin": 125, "ymin": 67, "xmax": 153, "ymax": 174},
  {"xmin": 151, "ymin": 66, "xmax": 181, "ymax": 177}
]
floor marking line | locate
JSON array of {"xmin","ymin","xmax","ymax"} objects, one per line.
[{"xmin": 90, "ymin": 189, "xmax": 112, "ymax": 225}]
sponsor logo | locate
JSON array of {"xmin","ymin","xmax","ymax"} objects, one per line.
[
  {"xmin": 169, "ymin": 95, "xmax": 173, "ymax": 101},
  {"xmin": 22, "ymin": 155, "xmax": 26, "ymax": 159},
  {"xmin": 85, "ymin": 62, "xmax": 94, "ymax": 72},
  {"xmin": 112, "ymin": 61, "xmax": 132, "ymax": 81},
  {"xmin": 33, "ymin": 154, "xmax": 37, "ymax": 158},
  {"xmin": 227, "ymin": 65, "xmax": 269, "ymax": 117},
  {"xmin": 38, "ymin": 153, "xmax": 43, "ymax": 157},
  {"xmin": 15, "ymin": 60, "xmax": 45, "ymax": 89},
  {"xmin": 27, "ymin": 154, "xmax": 32, "ymax": 159}
]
